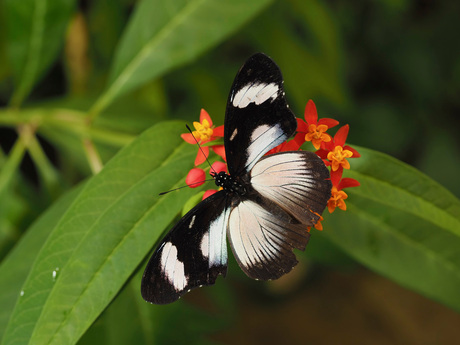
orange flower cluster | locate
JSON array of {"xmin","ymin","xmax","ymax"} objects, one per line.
[{"xmin": 181, "ymin": 100, "xmax": 361, "ymax": 230}]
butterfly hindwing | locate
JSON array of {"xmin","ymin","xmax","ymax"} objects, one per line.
[
  {"xmin": 224, "ymin": 53, "xmax": 297, "ymax": 175},
  {"xmin": 141, "ymin": 191, "xmax": 229, "ymax": 304},
  {"xmin": 227, "ymin": 194, "xmax": 310, "ymax": 280},
  {"xmin": 250, "ymin": 151, "xmax": 332, "ymax": 226}
]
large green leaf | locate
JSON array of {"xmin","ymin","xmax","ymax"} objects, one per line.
[
  {"xmin": 0, "ymin": 183, "xmax": 85, "ymax": 341},
  {"xmin": 78, "ymin": 268, "xmax": 228, "ymax": 345},
  {"xmin": 1, "ymin": 121, "xmax": 201, "ymax": 345},
  {"xmin": 90, "ymin": 0, "xmax": 273, "ymax": 116},
  {"xmin": 3, "ymin": 0, "xmax": 77, "ymax": 106},
  {"xmin": 323, "ymin": 146, "xmax": 460, "ymax": 311}
]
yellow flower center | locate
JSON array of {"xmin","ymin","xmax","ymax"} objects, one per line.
[
  {"xmin": 192, "ymin": 119, "xmax": 213, "ymax": 142},
  {"xmin": 305, "ymin": 124, "xmax": 331, "ymax": 149},
  {"xmin": 327, "ymin": 186, "xmax": 348, "ymax": 213},
  {"xmin": 327, "ymin": 146, "xmax": 353, "ymax": 171}
]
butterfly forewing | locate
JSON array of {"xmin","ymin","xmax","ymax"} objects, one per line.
[
  {"xmin": 224, "ymin": 53, "xmax": 297, "ymax": 175},
  {"xmin": 141, "ymin": 192, "xmax": 229, "ymax": 304}
]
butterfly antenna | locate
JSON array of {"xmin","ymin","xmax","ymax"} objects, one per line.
[
  {"xmin": 185, "ymin": 124, "xmax": 218, "ymax": 176},
  {"xmin": 159, "ymin": 178, "xmax": 215, "ymax": 195}
]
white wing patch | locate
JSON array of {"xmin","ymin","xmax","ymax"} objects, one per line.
[
  {"xmin": 189, "ymin": 215, "xmax": 196, "ymax": 229},
  {"xmin": 227, "ymin": 200, "xmax": 308, "ymax": 280},
  {"xmin": 251, "ymin": 152, "xmax": 327, "ymax": 226},
  {"xmin": 207, "ymin": 208, "xmax": 229, "ymax": 267},
  {"xmin": 245, "ymin": 124, "xmax": 285, "ymax": 172},
  {"xmin": 229, "ymin": 128, "xmax": 238, "ymax": 141},
  {"xmin": 200, "ymin": 231, "xmax": 209, "ymax": 258},
  {"xmin": 160, "ymin": 242, "xmax": 188, "ymax": 291},
  {"xmin": 228, "ymin": 201, "xmax": 274, "ymax": 268},
  {"xmin": 232, "ymin": 82, "xmax": 279, "ymax": 108}
]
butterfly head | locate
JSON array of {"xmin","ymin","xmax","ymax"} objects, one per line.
[{"xmin": 211, "ymin": 171, "xmax": 247, "ymax": 195}]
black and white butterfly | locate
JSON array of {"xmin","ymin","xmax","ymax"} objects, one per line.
[{"xmin": 141, "ymin": 53, "xmax": 332, "ymax": 304}]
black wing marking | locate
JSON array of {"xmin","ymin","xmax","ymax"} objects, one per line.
[
  {"xmin": 250, "ymin": 151, "xmax": 332, "ymax": 226},
  {"xmin": 141, "ymin": 191, "xmax": 230, "ymax": 304},
  {"xmin": 224, "ymin": 53, "xmax": 297, "ymax": 176},
  {"xmin": 227, "ymin": 194, "xmax": 310, "ymax": 280}
]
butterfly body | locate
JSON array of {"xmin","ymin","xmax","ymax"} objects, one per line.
[
  {"xmin": 141, "ymin": 53, "xmax": 332, "ymax": 304},
  {"xmin": 212, "ymin": 171, "xmax": 246, "ymax": 195}
]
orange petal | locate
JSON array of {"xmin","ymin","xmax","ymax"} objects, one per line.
[
  {"xmin": 282, "ymin": 139, "xmax": 301, "ymax": 151},
  {"xmin": 213, "ymin": 125, "xmax": 224, "ymax": 137},
  {"xmin": 314, "ymin": 221, "xmax": 323, "ymax": 231},
  {"xmin": 311, "ymin": 138, "xmax": 322, "ymax": 150},
  {"xmin": 334, "ymin": 125, "xmax": 349, "ymax": 146},
  {"xmin": 320, "ymin": 133, "xmax": 331, "ymax": 143},
  {"xmin": 304, "ymin": 100, "xmax": 318, "ymax": 124},
  {"xmin": 341, "ymin": 159, "xmax": 350, "ymax": 170},
  {"xmin": 344, "ymin": 145, "xmax": 361, "ymax": 158},
  {"xmin": 317, "ymin": 118, "xmax": 339, "ymax": 128},
  {"xmin": 338, "ymin": 178, "xmax": 360, "ymax": 190},
  {"xmin": 293, "ymin": 132, "xmax": 307, "ymax": 146},
  {"xmin": 181, "ymin": 133, "xmax": 197, "ymax": 144},
  {"xmin": 330, "ymin": 169, "xmax": 343, "ymax": 186},
  {"xmin": 338, "ymin": 199, "xmax": 347, "ymax": 211},
  {"xmin": 297, "ymin": 118, "xmax": 309, "ymax": 132},
  {"xmin": 199, "ymin": 109, "xmax": 212, "ymax": 126},
  {"xmin": 194, "ymin": 146, "xmax": 209, "ymax": 166},
  {"xmin": 212, "ymin": 145, "xmax": 226, "ymax": 162},
  {"xmin": 327, "ymin": 201, "xmax": 336, "ymax": 213}
]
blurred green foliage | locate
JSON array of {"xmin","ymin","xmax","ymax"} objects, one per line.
[{"xmin": 0, "ymin": 0, "xmax": 459, "ymax": 344}]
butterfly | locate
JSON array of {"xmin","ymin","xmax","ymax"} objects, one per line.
[{"xmin": 141, "ymin": 53, "xmax": 332, "ymax": 304}]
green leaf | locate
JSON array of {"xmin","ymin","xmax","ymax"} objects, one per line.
[
  {"xmin": 323, "ymin": 146, "xmax": 460, "ymax": 311},
  {"xmin": 90, "ymin": 0, "xmax": 273, "ymax": 116},
  {"xmin": 78, "ymin": 268, "xmax": 228, "ymax": 345},
  {"xmin": 3, "ymin": 0, "xmax": 77, "ymax": 106},
  {"xmin": 0, "ymin": 183, "xmax": 85, "ymax": 341},
  {"xmin": 182, "ymin": 191, "xmax": 205, "ymax": 216},
  {"xmin": 1, "ymin": 121, "xmax": 200, "ymax": 345}
]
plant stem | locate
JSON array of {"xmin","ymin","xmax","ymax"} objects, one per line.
[
  {"xmin": 82, "ymin": 138, "xmax": 103, "ymax": 174},
  {"xmin": 0, "ymin": 108, "xmax": 135, "ymax": 147},
  {"xmin": 27, "ymin": 133, "xmax": 61, "ymax": 197}
]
